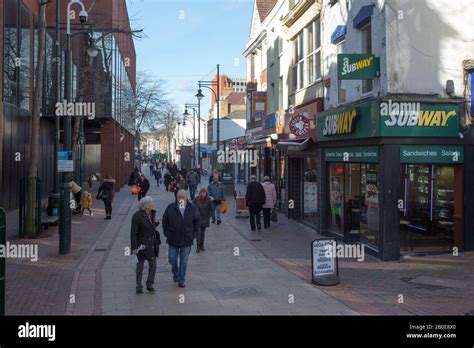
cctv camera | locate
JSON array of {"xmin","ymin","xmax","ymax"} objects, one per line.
[{"xmin": 79, "ymin": 10, "xmax": 88, "ymax": 23}]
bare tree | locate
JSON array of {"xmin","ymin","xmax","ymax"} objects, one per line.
[
  {"xmin": 25, "ymin": 0, "xmax": 50, "ymax": 237},
  {"xmin": 153, "ymin": 103, "xmax": 180, "ymax": 161}
]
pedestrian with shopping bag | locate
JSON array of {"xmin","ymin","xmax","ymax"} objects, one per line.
[
  {"xmin": 137, "ymin": 174, "xmax": 150, "ymax": 201},
  {"xmin": 193, "ymin": 188, "xmax": 214, "ymax": 253},
  {"xmin": 208, "ymin": 174, "xmax": 225, "ymax": 225},
  {"xmin": 262, "ymin": 176, "xmax": 277, "ymax": 229},
  {"xmin": 131, "ymin": 197, "xmax": 161, "ymax": 294}
]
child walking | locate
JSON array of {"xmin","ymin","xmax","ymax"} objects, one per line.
[{"xmin": 81, "ymin": 191, "xmax": 93, "ymax": 216}]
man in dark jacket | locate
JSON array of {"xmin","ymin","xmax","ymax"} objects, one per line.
[
  {"xmin": 154, "ymin": 169, "xmax": 162, "ymax": 187},
  {"xmin": 131, "ymin": 197, "xmax": 161, "ymax": 294},
  {"xmin": 245, "ymin": 175, "xmax": 266, "ymax": 231},
  {"xmin": 162, "ymin": 189, "xmax": 200, "ymax": 288},
  {"xmin": 137, "ymin": 174, "xmax": 150, "ymax": 201},
  {"xmin": 128, "ymin": 168, "xmax": 140, "ymax": 186},
  {"xmin": 186, "ymin": 168, "xmax": 199, "ymax": 200}
]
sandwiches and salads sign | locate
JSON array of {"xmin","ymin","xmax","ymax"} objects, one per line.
[{"xmin": 317, "ymin": 100, "xmax": 460, "ymax": 141}]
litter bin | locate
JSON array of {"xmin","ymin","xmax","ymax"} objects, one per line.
[
  {"xmin": 47, "ymin": 192, "xmax": 61, "ymax": 216},
  {"xmin": 221, "ymin": 172, "xmax": 235, "ymax": 196}
]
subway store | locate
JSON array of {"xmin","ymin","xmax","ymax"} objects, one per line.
[{"xmin": 316, "ymin": 99, "xmax": 472, "ymax": 260}]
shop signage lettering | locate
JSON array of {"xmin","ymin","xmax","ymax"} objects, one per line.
[
  {"xmin": 338, "ymin": 54, "xmax": 380, "ymax": 80},
  {"xmin": 381, "ymin": 103, "xmax": 460, "ymax": 137},
  {"xmin": 289, "ymin": 114, "xmax": 310, "ymax": 136},
  {"xmin": 311, "ymin": 238, "xmax": 339, "ymax": 286},
  {"xmin": 322, "ymin": 108, "xmax": 360, "ymax": 136},
  {"xmin": 400, "ymin": 145, "xmax": 464, "ymax": 164},
  {"xmin": 325, "ymin": 146, "xmax": 379, "ymax": 163}
]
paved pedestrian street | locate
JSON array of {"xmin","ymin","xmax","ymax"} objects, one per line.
[{"xmin": 100, "ymin": 172, "xmax": 357, "ymax": 315}]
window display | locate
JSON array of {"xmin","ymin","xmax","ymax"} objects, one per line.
[{"xmin": 303, "ymin": 156, "xmax": 318, "ymax": 225}]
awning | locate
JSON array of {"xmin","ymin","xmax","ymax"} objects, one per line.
[
  {"xmin": 331, "ymin": 25, "xmax": 346, "ymax": 45},
  {"xmin": 353, "ymin": 5, "xmax": 374, "ymax": 29},
  {"xmin": 277, "ymin": 138, "xmax": 310, "ymax": 152},
  {"xmin": 248, "ymin": 136, "xmax": 272, "ymax": 145}
]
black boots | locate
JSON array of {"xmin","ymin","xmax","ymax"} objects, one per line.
[{"xmin": 196, "ymin": 244, "xmax": 205, "ymax": 253}]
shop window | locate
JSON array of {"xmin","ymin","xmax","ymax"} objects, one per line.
[
  {"xmin": 328, "ymin": 163, "xmax": 379, "ymax": 249},
  {"xmin": 19, "ymin": 4, "xmax": 31, "ymax": 111},
  {"xmin": 400, "ymin": 165, "xmax": 455, "ymax": 252},
  {"xmin": 3, "ymin": 0, "xmax": 19, "ymax": 106}
]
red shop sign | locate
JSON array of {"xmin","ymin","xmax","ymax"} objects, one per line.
[{"xmin": 289, "ymin": 114, "xmax": 310, "ymax": 136}]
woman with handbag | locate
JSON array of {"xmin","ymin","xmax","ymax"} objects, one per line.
[
  {"xmin": 208, "ymin": 174, "xmax": 225, "ymax": 225},
  {"xmin": 262, "ymin": 176, "xmax": 277, "ymax": 229},
  {"xmin": 97, "ymin": 175, "xmax": 115, "ymax": 220}
]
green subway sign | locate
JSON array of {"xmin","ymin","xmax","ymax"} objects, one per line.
[
  {"xmin": 338, "ymin": 54, "xmax": 380, "ymax": 80},
  {"xmin": 325, "ymin": 146, "xmax": 379, "ymax": 163},
  {"xmin": 381, "ymin": 101, "xmax": 460, "ymax": 137},
  {"xmin": 400, "ymin": 145, "xmax": 464, "ymax": 164}
]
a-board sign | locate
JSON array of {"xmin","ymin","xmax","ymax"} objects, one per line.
[{"xmin": 311, "ymin": 238, "xmax": 340, "ymax": 286}]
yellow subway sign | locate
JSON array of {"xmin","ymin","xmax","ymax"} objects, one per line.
[
  {"xmin": 338, "ymin": 54, "xmax": 380, "ymax": 80},
  {"xmin": 322, "ymin": 108, "xmax": 361, "ymax": 136}
]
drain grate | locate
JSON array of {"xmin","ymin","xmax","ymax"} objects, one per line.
[
  {"xmin": 210, "ymin": 285, "xmax": 263, "ymax": 299},
  {"xmin": 250, "ymin": 239, "xmax": 262, "ymax": 242},
  {"xmin": 94, "ymin": 248, "xmax": 107, "ymax": 252}
]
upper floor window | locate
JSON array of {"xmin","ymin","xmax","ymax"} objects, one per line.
[
  {"xmin": 292, "ymin": 18, "xmax": 321, "ymax": 92},
  {"xmin": 4, "ymin": 0, "xmax": 19, "ymax": 106}
]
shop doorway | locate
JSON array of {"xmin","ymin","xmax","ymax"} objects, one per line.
[
  {"xmin": 400, "ymin": 165, "xmax": 458, "ymax": 253},
  {"xmin": 328, "ymin": 163, "xmax": 380, "ymax": 249},
  {"xmin": 288, "ymin": 158, "xmax": 303, "ymax": 220}
]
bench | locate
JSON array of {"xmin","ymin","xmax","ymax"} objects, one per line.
[{"xmin": 41, "ymin": 209, "xmax": 59, "ymax": 229}]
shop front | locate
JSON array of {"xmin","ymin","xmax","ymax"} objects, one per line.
[
  {"xmin": 317, "ymin": 99, "xmax": 467, "ymax": 260},
  {"xmin": 278, "ymin": 100, "xmax": 323, "ymax": 226}
]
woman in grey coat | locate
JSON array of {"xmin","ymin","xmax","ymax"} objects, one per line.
[{"xmin": 193, "ymin": 187, "xmax": 214, "ymax": 253}]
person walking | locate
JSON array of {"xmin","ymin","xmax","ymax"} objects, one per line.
[
  {"xmin": 186, "ymin": 168, "xmax": 199, "ymax": 200},
  {"xmin": 245, "ymin": 175, "xmax": 266, "ymax": 231},
  {"xmin": 131, "ymin": 197, "xmax": 161, "ymax": 294},
  {"xmin": 208, "ymin": 174, "xmax": 225, "ymax": 224},
  {"xmin": 81, "ymin": 191, "xmax": 93, "ymax": 216},
  {"xmin": 162, "ymin": 190, "xmax": 200, "ymax": 288},
  {"xmin": 154, "ymin": 168, "xmax": 162, "ymax": 188},
  {"xmin": 128, "ymin": 167, "xmax": 140, "ymax": 186},
  {"xmin": 149, "ymin": 163, "xmax": 155, "ymax": 176},
  {"xmin": 208, "ymin": 170, "xmax": 219, "ymax": 185},
  {"xmin": 262, "ymin": 176, "xmax": 277, "ymax": 229},
  {"xmin": 164, "ymin": 170, "xmax": 172, "ymax": 192},
  {"xmin": 170, "ymin": 173, "xmax": 185, "ymax": 201},
  {"xmin": 137, "ymin": 174, "xmax": 150, "ymax": 201},
  {"xmin": 69, "ymin": 179, "xmax": 83, "ymax": 214},
  {"xmin": 97, "ymin": 175, "xmax": 115, "ymax": 219},
  {"xmin": 193, "ymin": 188, "xmax": 214, "ymax": 253}
]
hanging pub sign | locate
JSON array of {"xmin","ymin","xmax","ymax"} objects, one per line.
[
  {"xmin": 311, "ymin": 238, "xmax": 340, "ymax": 286},
  {"xmin": 289, "ymin": 113, "xmax": 310, "ymax": 136},
  {"xmin": 338, "ymin": 54, "xmax": 380, "ymax": 80}
]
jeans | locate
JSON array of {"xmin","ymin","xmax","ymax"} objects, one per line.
[
  {"xmin": 249, "ymin": 205, "xmax": 262, "ymax": 230},
  {"xmin": 189, "ymin": 185, "xmax": 197, "ymax": 200},
  {"xmin": 168, "ymin": 245, "xmax": 192, "ymax": 283},
  {"xmin": 212, "ymin": 203, "xmax": 221, "ymax": 222},
  {"xmin": 198, "ymin": 225, "xmax": 206, "ymax": 246},
  {"xmin": 136, "ymin": 256, "xmax": 157, "ymax": 290},
  {"xmin": 263, "ymin": 208, "xmax": 271, "ymax": 228}
]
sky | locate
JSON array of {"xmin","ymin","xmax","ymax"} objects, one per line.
[{"xmin": 126, "ymin": 0, "xmax": 254, "ymax": 120}]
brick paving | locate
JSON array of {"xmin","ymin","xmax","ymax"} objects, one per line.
[
  {"xmin": 228, "ymin": 183, "xmax": 474, "ymax": 316},
  {"xmin": 5, "ymin": 182, "xmax": 135, "ymax": 315}
]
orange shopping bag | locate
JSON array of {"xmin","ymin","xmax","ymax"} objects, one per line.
[
  {"xmin": 220, "ymin": 201, "xmax": 228, "ymax": 214},
  {"xmin": 131, "ymin": 184, "xmax": 141, "ymax": 195}
]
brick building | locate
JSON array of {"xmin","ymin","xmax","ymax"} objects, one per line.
[{"xmin": 0, "ymin": 0, "xmax": 136, "ymax": 212}]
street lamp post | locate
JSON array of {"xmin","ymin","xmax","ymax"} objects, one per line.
[
  {"xmin": 184, "ymin": 104, "xmax": 200, "ymax": 168},
  {"xmin": 59, "ymin": 0, "xmax": 89, "ymax": 255},
  {"xmin": 198, "ymin": 64, "xmax": 220, "ymax": 170}
]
